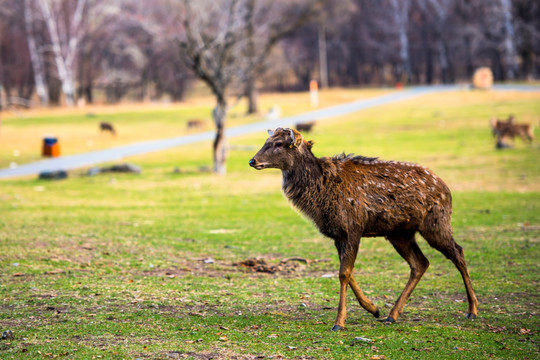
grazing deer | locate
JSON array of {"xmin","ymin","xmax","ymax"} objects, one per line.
[
  {"xmin": 187, "ymin": 119, "xmax": 205, "ymax": 129},
  {"xmin": 99, "ymin": 122, "xmax": 116, "ymax": 136},
  {"xmin": 296, "ymin": 121, "xmax": 316, "ymax": 133},
  {"xmin": 249, "ymin": 128, "xmax": 478, "ymax": 330},
  {"xmin": 490, "ymin": 116, "xmax": 535, "ymax": 147}
]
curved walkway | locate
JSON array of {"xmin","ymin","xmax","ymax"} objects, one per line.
[{"xmin": 0, "ymin": 84, "xmax": 538, "ymax": 179}]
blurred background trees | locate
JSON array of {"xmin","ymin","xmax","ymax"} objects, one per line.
[{"xmin": 0, "ymin": 0, "xmax": 538, "ymax": 109}]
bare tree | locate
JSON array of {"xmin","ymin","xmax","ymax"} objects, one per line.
[
  {"xmin": 25, "ymin": 0, "xmax": 49, "ymax": 105},
  {"xmin": 0, "ymin": 0, "xmax": 35, "ymax": 107},
  {"xmin": 317, "ymin": 0, "xmax": 356, "ymax": 87},
  {"xmin": 75, "ymin": 0, "xmax": 121, "ymax": 104},
  {"xmin": 0, "ymin": 3, "xmax": 11, "ymax": 110},
  {"xmin": 177, "ymin": 0, "xmax": 327, "ymax": 173},
  {"xmin": 513, "ymin": 0, "xmax": 540, "ymax": 79},
  {"xmin": 355, "ymin": 0, "xmax": 413, "ymax": 85},
  {"xmin": 37, "ymin": 0, "xmax": 88, "ymax": 106},
  {"xmin": 241, "ymin": 0, "xmax": 326, "ymax": 112},
  {"xmin": 500, "ymin": 0, "xmax": 519, "ymax": 79},
  {"xmin": 417, "ymin": 0, "xmax": 455, "ymax": 83},
  {"xmin": 178, "ymin": 0, "xmax": 247, "ymax": 175},
  {"xmin": 390, "ymin": 0, "xmax": 412, "ymax": 83},
  {"xmin": 460, "ymin": 0, "xmax": 522, "ymax": 81},
  {"xmin": 3, "ymin": 0, "xmax": 540, "ymax": 108}
]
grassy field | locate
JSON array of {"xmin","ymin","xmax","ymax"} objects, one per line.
[{"xmin": 0, "ymin": 88, "xmax": 539, "ymax": 359}]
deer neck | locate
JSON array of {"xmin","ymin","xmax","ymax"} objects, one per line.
[{"xmin": 281, "ymin": 151, "xmax": 323, "ymax": 203}]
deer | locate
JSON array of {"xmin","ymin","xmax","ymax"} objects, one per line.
[
  {"xmin": 187, "ymin": 119, "xmax": 205, "ymax": 129},
  {"xmin": 490, "ymin": 115, "xmax": 535, "ymax": 147},
  {"xmin": 99, "ymin": 122, "xmax": 116, "ymax": 136},
  {"xmin": 249, "ymin": 128, "xmax": 478, "ymax": 330},
  {"xmin": 296, "ymin": 120, "xmax": 316, "ymax": 133}
]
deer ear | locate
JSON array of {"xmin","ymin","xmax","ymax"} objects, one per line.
[
  {"xmin": 289, "ymin": 129, "xmax": 303, "ymax": 148},
  {"xmin": 267, "ymin": 129, "xmax": 275, "ymax": 136}
]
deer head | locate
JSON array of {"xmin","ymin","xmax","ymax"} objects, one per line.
[{"xmin": 249, "ymin": 128, "xmax": 307, "ymax": 170}]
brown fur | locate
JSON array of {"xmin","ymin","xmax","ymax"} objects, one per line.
[
  {"xmin": 249, "ymin": 128, "xmax": 478, "ymax": 329},
  {"xmin": 490, "ymin": 116, "xmax": 535, "ymax": 147},
  {"xmin": 99, "ymin": 122, "xmax": 116, "ymax": 136}
]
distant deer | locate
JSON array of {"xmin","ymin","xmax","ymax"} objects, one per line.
[
  {"xmin": 187, "ymin": 119, "xmax": 205, "ymax": 129},
  {"xmin": 99, "ymin": 122, "xmax": 116, "ymax": 136},
  {"xmin": 490, "ymin": 115, "xmax": 534, "ymax": 147},
  {"xmin": 249, "ymin": 128, "xmax": 478, "ymax": 330},
  {"xmin": 296, "ymin": 121, "xmax": 316, "ymax": 133}
]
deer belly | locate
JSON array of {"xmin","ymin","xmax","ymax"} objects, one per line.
[{"xmin": 363, "ymin": 208, "xmax": 423, "ymax": 236}]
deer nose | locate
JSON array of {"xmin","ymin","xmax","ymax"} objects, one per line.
[{"xmin": 248, "ymin": 158, "xmax": 256, "ymax": 167}]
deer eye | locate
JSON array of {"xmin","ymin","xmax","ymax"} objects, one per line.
[{"xmin": 275, "ymin": 141, "xmax": 283, "ymax": 148}]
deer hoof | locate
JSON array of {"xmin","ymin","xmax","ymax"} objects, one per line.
[
  {"xmin": 331, "ymin": 325, "xmax": 345, "ymax": 331},
  {"xmin": 373, "ymin": 308, "xmax": 380, "ymax": 318},
  {"xmin": 384, "ymin": 317, "xmax": 395, "ymax": 325},
  {"xmin": 466, "ymin": 313, "xmax": 477, "ymax": 319}
]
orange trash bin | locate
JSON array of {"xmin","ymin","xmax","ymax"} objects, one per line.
[{"xmin": 42, "ymin": 137, "xmax": 61, "ymax": 157}]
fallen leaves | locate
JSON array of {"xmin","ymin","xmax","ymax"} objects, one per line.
[
  {"xmin": 44, "ymin": 269, "xmax": 64, "ymax": 275},
  {"xmin": 488, "ymin": 325, "xmax": 533, "ymax": 335},
  {"xmin": 184, "ymin": 339, "xmax": 202, "ymax": 344},
  {"xmin": 37, "ymin": 351, "xmax": 70, "ymax": 358},
  {"xmin": 233, "ymin": 258, "xmax": 290, "ymax": 274}
]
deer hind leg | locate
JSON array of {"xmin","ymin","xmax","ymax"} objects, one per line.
[
  {"xmin": 349, "ymin": 275, "xmax": 379, "ymax": 318},
  {"xmin": 422, "ymin": 231, "xmax": 479, "ymax": 319},
  {"xmin": 385, "ymin": 233, "xmax": 430, "ymax": 324},
  {"xmin": 524, "ymin": 126, "xmax": 535, "ymax": 144}
]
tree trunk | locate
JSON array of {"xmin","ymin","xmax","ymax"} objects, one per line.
[
  {"xmin": 318, "ymin": 23, "xmax": 328, "ymax": 88},
  {"xmin": 423, "ymin": 27, "xmax": 433, "ymax": 84},
  {"xmin": 212, "ymin": 100, "xmax": 228, "ymax": 176},
  {"xmin": 390, "ymin": 0, "xmax": 411, "ymax": 83},
  {"xmin": 244, "ymin": 0, "xmax": 258, "ymax": 115},
  {"xmin": 0, "ymin": 33, "xmax": 3, "ymax": 112},
  {"xmin": 398, "ymin": 30, "xmax": 410, "ymax": 83},
  {"xmin": 437, "ymin": 39, "xmax": 449, "ymax": 83},
  {"xmin": 25, "ymin": 0, "xmax": 49, "ymax": 105},
  {"xmin": 37, "ymin": 0, "xmax": 86, "ymax": 107},
  {"xmin": 464, "ymin": 35, "xmax": 474, "ymax": 79},
  {"xmin": 500, "ymin": 0, "xmax": 518, "ymax": 80},
  {"xmin": 37, "ymin": 0, "xmax": 73, "ymax": 106},
  {"xmin": 85, "ymin": 84, "xmax": 93, "ymax": 104},
  {"xmin": 246, "ymin": 77, "xmax": 258, "ymax": 115}
]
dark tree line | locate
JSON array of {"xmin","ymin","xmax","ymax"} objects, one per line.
[
  {"xmin": 0, "ymin": 0, "xmax": 538, "ymax": 174},
  {"xmin": 0, "ymin": 0, "xmax": 538, "ymax": 110}
]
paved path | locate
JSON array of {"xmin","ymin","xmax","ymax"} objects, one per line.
[{"xmin": 1, "ymin": 84, "xmax": 538, "ymax": 179}]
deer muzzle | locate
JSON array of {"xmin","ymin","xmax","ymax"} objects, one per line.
[{"xmin": 248, "ymin": 158, "xmax": 266, "ymax": 170}]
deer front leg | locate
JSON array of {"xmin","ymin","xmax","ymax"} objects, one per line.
[
  {"xmin": 332, "ymin": 236, "xmax": 360, "ymax": 331},
  {"xmin": 332, "ymin": 270, "xmax": 349, "ymax": 331}
]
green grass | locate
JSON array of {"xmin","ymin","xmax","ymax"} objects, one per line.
[{"xmin": 0, "ymin": 88, "xmax": 539, "ymax": 359}]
